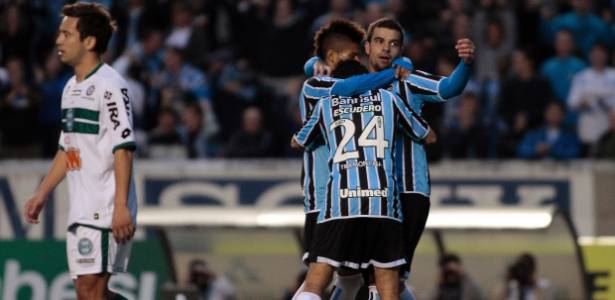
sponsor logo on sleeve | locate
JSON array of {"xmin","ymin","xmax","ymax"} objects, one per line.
[
  {"xmin": 122, "ymin": 128, "xmax": 132, "ymax": 139},
  {"xmin": 104, "ymin": 91, "xmax": 113, "ymax": 100},
  {"xmin": 106, "ymin": 102, "xmax": 120, "ymax": 130},
  {"xmin": 121, "ymin": 88, "xmax": 131, "ymax": 117}
]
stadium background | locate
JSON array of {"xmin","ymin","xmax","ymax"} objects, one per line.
[{"xmin": 1, "ymin": 0, "xmax": 615, "ymax": 299}]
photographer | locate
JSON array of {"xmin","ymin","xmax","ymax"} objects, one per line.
[
  {"xmin": 431, "ymin": 253, "xmax": 482, "ymax": 300},
  {"xmin": 187, "ymin": 259, "xmax": 236, "ymax": 300}
]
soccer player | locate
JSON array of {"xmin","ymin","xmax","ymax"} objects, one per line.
[
  {"xmin": 291, "ymin": 59, "xmax": 433, "ymax": 300},
  {"xmin": 23, "ymin": 3, "xmax": 137, "ymax": 299},
  {"xmin": 364, "ymin": 18, "xmax": 474, "ymax": 299},
  {"xmin": 305, "ymin": 18, "xmax": 474, "ymax": 299},
  {"xmin": 296, "ymin": 19, "xmax": 416, "ymax": 298}
]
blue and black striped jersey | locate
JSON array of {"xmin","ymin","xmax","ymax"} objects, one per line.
[
  {"xmin": 391, "ymin": 70, "xmax": 446, "ymax": 196},
  {"xmin": 294, "ymin": 89, "xmax": 430, "ymax": 222},
  {"xmin": 299, "ymin": 69, "xmax": 400, "ymax": 213}
]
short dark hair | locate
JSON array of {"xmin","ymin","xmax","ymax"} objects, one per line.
[
  {"xmin": 314, "ymin": 19, "xmax": 365, "ymax": 60},
  {"xmin": 61, "ymin": 2, "xmax": 116, "ymax": 55},
  {"xmin": 331, "ymin": 59, "xmax": 368, "ymax": 79},
  {"xmin": 366, "ymin": 18, "xmax": 404, "ymax": 45}
]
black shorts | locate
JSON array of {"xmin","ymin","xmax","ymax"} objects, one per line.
[
  {"xmin": 302, "ymin": 211, "xmax": 319, "ymax": 265},
  {"xmin": 308, "ymin": 218, "xmax": 406, "ymax": 270},
  {"xmin": 399, "ymin": 193, "xmax": 430, "ymax": 278}
]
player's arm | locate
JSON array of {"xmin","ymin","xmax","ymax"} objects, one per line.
[
  {"xmin": 392, "ymin": 92, "xmax": 433, "ymax": 142},
  {"xmin": 292, "ymin": 101, "xmax": 323, "ymax": 149},
  {"xmin": 113, "ymin": 148, "xmax": 135, "ymax": 244},
  {"xmin": 303, "ymin": 56, "xmax": 411, "ymax": 96},
  {"xmin": 406, "ymin": 39, "xmax": 473, "ymax": 102},
  {"xmin": 24, "ymin": 149, "xmax": 68, "ymax": 224},
  {"xmin": 102, "ymin": 81, "xmax": 137, "ymax": 244}
]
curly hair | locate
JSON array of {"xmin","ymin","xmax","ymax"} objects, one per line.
[{"xmin": 313, "ymin": 19, "xmax": 365, "ymax": 60}]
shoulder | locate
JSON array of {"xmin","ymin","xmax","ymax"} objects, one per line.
[
  {"xmin": 98, "ymin": 65, "xmax": 129, "ymax": 90},
  {"xmin": 305, "ymin": 76, "xmax": 337, "ymax": 87}
]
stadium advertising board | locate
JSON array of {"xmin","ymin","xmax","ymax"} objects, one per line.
[{"xmin": 0, "ymin": 240, "xmax": 170, "ymax": 300}]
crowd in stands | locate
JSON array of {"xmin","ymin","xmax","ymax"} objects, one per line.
[{"xmin": 1, "ymin": 0, "xmax": 615, "ymax": 160}]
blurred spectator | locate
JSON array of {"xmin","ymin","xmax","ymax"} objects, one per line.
[
  {"xmin": 216, "ymin": 57, "xmax": 267, "ymax": 136},
  {"xmin": 430, "ymin": 253, "xmax": 482, "ymax": 300},
  {"xmin": 472, "ymin": 0, "xmax": 517, "ymax": 84},
  {"xmin": 310, "ymin": 0, "xmax": 354, "ymax": 35},
  {"xmin": 497, "ymin": 49, "xmax": 554, "ymax": 157},
  {"xmin": 540, "ymin": 29, "xmax": 586, "ymax": 103},
  {"xmin": 492, "ymin": 253, "xmax": 554, "ymax": 300},
  {"xmin": 148, "ymin": 108, "xmax": 185, "ymax": 158},
  {"xmin": 0, "ymin": 57, "xmax": 41, "ymax": 158},
  {"xmin": 517, "ymin": 102, "xmax": 581, "ymax": 160},
  {"xmin": 0, "ymin": 4, "xmax": 33, "ymax": 66},
  {"xmin": 223, "ymin": 106, "xmax": 274, "ymax": 158},
  {"xmin": 36, "ymin": 51, "xmax": 71, "ymax": 158},
  {"xmin": 113, "ymin": 29, "xmax": 165, "ymax": 78},
  {"xmin": 187, "ymin": 259, "xmax": 235, "ymax": 300},
  {"xmin": 179, "ymin": 101, "xmax": 214, "ymax": 159},
  {"xmin": 540, "ymin": 0, "xmax": 611, "ymax": 55},
  {"xmin": 568, "ymin": 43, "xmax": 615, "ymax": 150},
  {"xmin": 441, "ymin": 92, "xmax": 489, "ymax": 159},
  {"xmin": 165, "ymin": 0, "xmax": 209, "ymax": 68},
  {"xmin": 596, "ymin": 111, "xmax": 615, "ymax": 159},
  {"xmin": 154, "ymin": 47, "xmax": 218, "ymax": 136}
]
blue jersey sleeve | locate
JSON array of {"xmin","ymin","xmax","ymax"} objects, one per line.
[
  {"xmin": 405, "ymin": 61, "xmax": 470, "ymax": 102},
  {"xmin": 294, "ymin": 100, "xmax": 324, "ymax": 148}
]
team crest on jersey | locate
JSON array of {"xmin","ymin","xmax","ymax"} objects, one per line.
[
  {"xmin": 78, "ymin": 238, "xmax": 93, "ymax": 255},
  {"xmin": 86, "ymin": 85, "xmax": 95, "ymax": 96}
]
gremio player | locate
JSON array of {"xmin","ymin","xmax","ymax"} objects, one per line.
[
  {"xmin": 292, "ymin": 59, "xmax": 433, "ymax": 300},
  {"xmin": 304, "ymin": 18, "xmax": 474, "ymax": 300},
  {"xmin": 24, "ymin": 3, "xmax": 137, "ymax": 299},
  {"xmin": 297, "ymin": 19, "xmax": 415, "ymax": 298}
]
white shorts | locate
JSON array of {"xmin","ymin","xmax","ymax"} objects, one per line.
[{"xmin": 66, "ymin": 224, "xmax": 132, "ymax": 279}]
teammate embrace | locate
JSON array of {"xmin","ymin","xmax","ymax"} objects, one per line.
[{"xmin": 292, "ymin": 18, "xmax": 474, "ymax": 300}]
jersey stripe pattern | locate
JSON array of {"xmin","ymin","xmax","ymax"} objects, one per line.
[
  {"xmin": 58, "ymin": 64, "xmax": 138, "ymax": 229},
  {"xmin": 295, "ymin": 89, "xmax": 430, "ymax": 222},
  {"xmin": 299, "ymin": 76, "xmax": 339, "ymax": 213},
  {"xmin": 391, "ymin": 70, "xmax": 445, "ymax": 196}
]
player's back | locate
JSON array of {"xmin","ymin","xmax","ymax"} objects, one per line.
[{"xmin": 315, "ymin": 89, "xmax": 413, "ymax": 221}]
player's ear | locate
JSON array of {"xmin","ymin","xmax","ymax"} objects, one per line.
[
  {"xmin": 364, "ymin": 40, "xmax": 371, "ymax": 55},
  {"xmin": 83, "ymin": 36, "xmax": 97, "ymax": 52},
  {"xmin": 325, "ymin": 49, "xmax": 337, "ymax": 67}
]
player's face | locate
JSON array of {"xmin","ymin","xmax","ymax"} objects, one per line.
[
  {"xmin": 331, "ymin": 43, "xmax": 361, "ymax": 69},
  {"xmin": 56, "ymin": 16, "xmax": 88, "ymax": 66},
  {"xmin": 365, "ymin": 27, "xmax": 402, "ymax": 71}
]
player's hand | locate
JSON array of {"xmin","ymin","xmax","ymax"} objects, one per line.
[
  {"xmin": 455, "ymin": 38, "xmax": 475, "ymax": 64},
  {"xmin": 290, "ymin": 136, "xmax": 303, "ymax": 149},
  {"xmin": 313, "ymin": 61, "xmax": 331, "ymax": 77},
  {"xmin": 111, "ymin": 205, "xmax": 135, "ymax": 244},
  {"xmin": 425, "ymin": 129, "xmax": 437, "ymax": 144},
  {"xmin": 395, "ymin": 66, "xmax": 411, "ymax": 80},
  {"xmin": 24, "ymin": 196, "xmax": 46, "ymax": 224}
]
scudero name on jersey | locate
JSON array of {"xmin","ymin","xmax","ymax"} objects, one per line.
[{"xmin": 332, "ymin": 93, "xmax": 383, "ymax": 117}]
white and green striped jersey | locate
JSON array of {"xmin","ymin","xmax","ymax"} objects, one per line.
[{"xmin": 58, "ymin": 63, "xmax": 138, "ymax": 230}]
